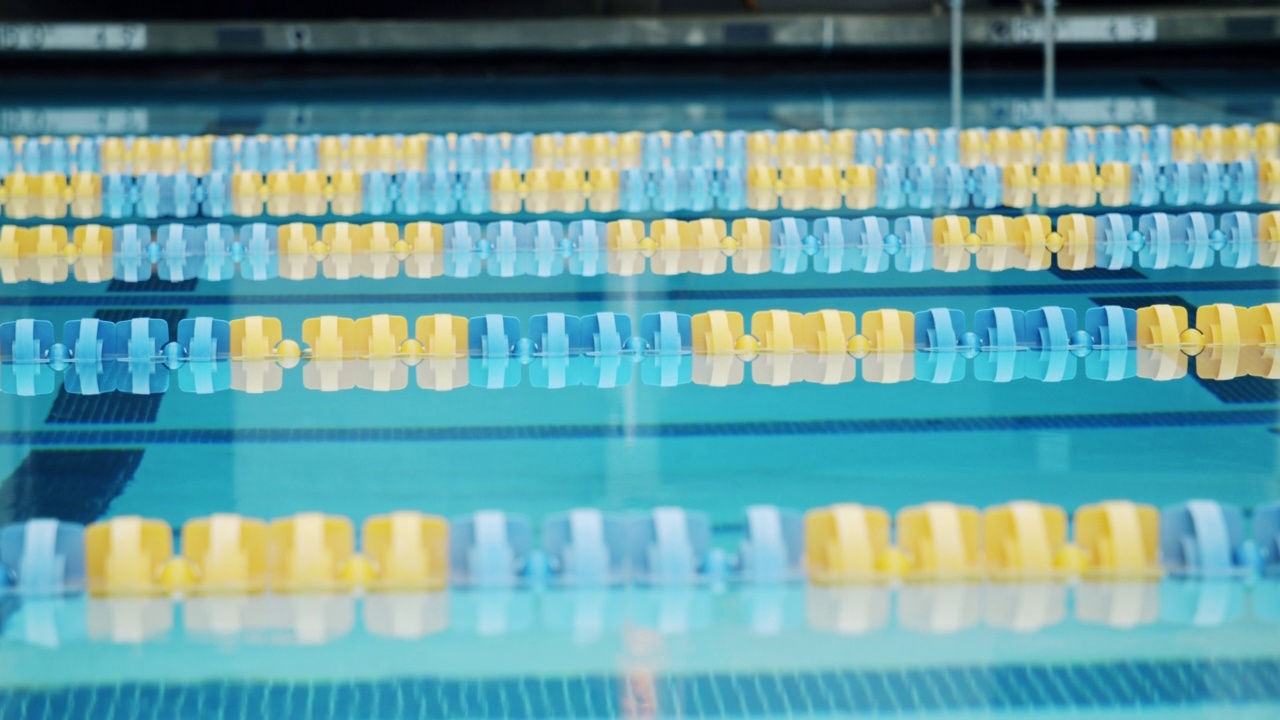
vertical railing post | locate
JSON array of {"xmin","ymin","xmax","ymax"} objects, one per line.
[
  {"xmin": 950, "ymin": 0, "xmax": 964, "ymax": 129},
  {"xmin": 1044, "ymin": 0, "xmax": 1057, "ymax": 126}
]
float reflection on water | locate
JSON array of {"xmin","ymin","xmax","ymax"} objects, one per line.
[{"xmin": 3, "ymin": 581, "xmax": 1278, "ymax": 648}]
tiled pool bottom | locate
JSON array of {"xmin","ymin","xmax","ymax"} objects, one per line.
[
  {"xmin": 2, "ymin": 658, "xmax": 1279, "ymax": 720},
  {"xmin": 3, "ymin": 584, "xmax": 1280, "ymax": 719}
]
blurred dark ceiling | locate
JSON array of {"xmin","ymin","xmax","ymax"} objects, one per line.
[
  {"xmin": 2, "ymin": 0, "xmax": 1271, "ymax": 21},
  {"xmin": 2, "ymin": 0, "xmax": 1276, "ymax": 82}
]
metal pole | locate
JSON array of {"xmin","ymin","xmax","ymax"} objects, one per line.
[
  {"xmin": 950, "ymin": 0, "xmax": 963, "ymax": 129},
  {"xmin": 1044, "ymin": 0, "xmax": 1057, "ymax": 126}
]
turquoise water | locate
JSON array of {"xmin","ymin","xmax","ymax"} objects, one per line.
[
  {"xmin": 1, "ymin": 73, "xmax": 1279, "ymax": 718},
  {"xmin": 4, "ymin": 264, "xmax": 1277, "ymax": 524}
]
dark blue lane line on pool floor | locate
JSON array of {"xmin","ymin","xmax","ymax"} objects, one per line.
[
  {"xmin": 1196, "ymin": 374, "xmax": 1280, "ymax": 404},
  {"xmin": 2, "ymin": 278, "xmax": 1277, "ymax": 309},
  {"xmin": 7, "ymin": 309, "xmax": 188, "ymax": 526},
  {"xmin": 0, "ymin": 409, "xmax": 1276, "ymax": 447},
  {"xmin": 0, "ymin": 449, "xmax": 144, "ymax": 525},
  {"xmin": 1048, "ymin": 265, "xmax": 1147, "ymax": 281},
  {"xmin": 1, "ymin": 657, "xmax": 1277, "ymax": 719},
  {"xmin": 45, "ymin": 392, "xmax": 168, "ymax": 425},
  {"xmin": 107, "ymin": 277, "xmax": 199, "ymax": 293}
]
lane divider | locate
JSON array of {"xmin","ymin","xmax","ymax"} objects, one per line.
[
  {"xmin": 1, "ymin": 303, "xmax": 1276, "ymax": 394},
  {"xmin": 4, "ymin": 124, "xmax": 1278, "ymax": 177},
  {"xmin": 3, "ymin": 210, "xmax": 1278, "ymax": 284},
  {"xmin": 2, "ymin": 160, "xmax": 1277, "ymax": 220},
  {"xmin": 1, "ymin": 499, "xmax": 1276, "ymax": 597}
]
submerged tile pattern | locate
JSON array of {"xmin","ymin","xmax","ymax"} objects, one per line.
[
  {"xmin": 0, "ymin": 449, "xmax": 144, "ymax": 524},
  {"xmin": 1049, "ymin": 266, "xmax": 1146, "ymax": 281},
  {"xmin": 1193, "ymin": 371, "xmax": 1280, "ymax": 405},
  {"xmin": 107, "ymin": 277, "xmax": 199, "ymax": 293},
  {"xmin": 17, "ymin": 309, "xmax": 178, "ymax": 524},
  {"xmin": 91, "ymin": 308, "xmax": 190, "ymax": 328},
  {"xmin": 0, "ymin": 658, "xmax": 1278, "ymax": 719},
  {"xmin": 1, "ymin": 408, "xmax": 1277, "ymax": 448},
  {"xmin": 44, "ymin": 392, "xmax": 168, "ymax": 426}
]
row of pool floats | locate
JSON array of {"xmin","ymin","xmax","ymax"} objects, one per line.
[
  {"xmin": 3, "ymin": 211, "xmax": 1279, "ymax": 284},
  {"xmin": 3, "ymin": 157, "xmax": 1277, "ymax": 220},
  {"xmin": 5, "ymin": 124, "xmax": 1280, "ymax": 176},
  {"xmin": 2, "ymin": 500, "xmax": 1278, "ymax": 597},
  {"xmin": 1, "ymin": 303, "xmax": 1276, "ymax": 394}
]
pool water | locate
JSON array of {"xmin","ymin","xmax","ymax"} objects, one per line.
[{"xmin": 1, "ymin": 72, "xmax": 1279, "ymax": 719}]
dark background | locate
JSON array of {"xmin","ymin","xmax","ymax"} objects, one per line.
[
  {"xmin": 2, "ymin": 1, "xmax": 1277, "ymax": 84},
  {"xmin": 2, "ymin": 0, "xmax": 1267, "ymax": 21}
]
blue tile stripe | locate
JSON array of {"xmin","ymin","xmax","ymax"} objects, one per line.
[
  {"xmin": 1049, "ymin": 265, "xmax": 1146, "ymax": 281},
  {"xmin": 0, "ymin": 409, "xmax": 1275, "ymax": 447},
  {"xmin": 1196, "ymin": 373, "xmax": 1280, "ymax": 405},
  {"xmin": 1, "ymin": 657, "xmax": 1278, "ymax": 719},
  {"xmin": 1, "ymin": 279, "xmax": 1277, "ymax": 309}
]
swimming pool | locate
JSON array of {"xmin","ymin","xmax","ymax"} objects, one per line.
[{"xmin": 1, "ymin": 73, "xmax": 1279, "ymax": 719}]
